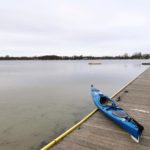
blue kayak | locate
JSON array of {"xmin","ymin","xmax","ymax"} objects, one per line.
[{"xmin": 91, "ymin": 85, "xmax": 144, "ymax": 143}]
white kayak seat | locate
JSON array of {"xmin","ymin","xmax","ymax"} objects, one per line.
[{"xmin": 112, "ymin": 110, "xmax": 128, "ymax": 118}]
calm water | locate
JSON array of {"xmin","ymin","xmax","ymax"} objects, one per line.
[{"xmin": 0, "ymin": 60, "xmax": 149, "ymax": 150}]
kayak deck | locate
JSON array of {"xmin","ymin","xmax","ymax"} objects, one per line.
[{"xmin": 45, "ymin": 67, "xmax": 150, "ymax": 150}]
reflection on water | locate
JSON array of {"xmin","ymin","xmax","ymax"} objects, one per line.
[{"xmin": 0, "ymin": 60, "xmax": 148, "ymax": 150}]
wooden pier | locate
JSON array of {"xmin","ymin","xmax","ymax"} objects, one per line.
[{"xmin": 42, "ymin": 67, "xmax": 150, "ymax": 150}]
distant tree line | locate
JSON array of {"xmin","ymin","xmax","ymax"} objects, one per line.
[
  {"xmin": 0, "ymin": 52, "xmax": 149, "ymax": 60},
  {"xmin": 0, "ymin": 55, "xmax": 101, "ymax": 60},
  {"xmin": 114, "ymin": 52, "xmax": 150, "ymax": 59}
]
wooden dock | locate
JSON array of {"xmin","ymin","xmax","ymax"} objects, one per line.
[{"xmin": 43, "ymin": 67, "xmax": 150, "ymax": 150}]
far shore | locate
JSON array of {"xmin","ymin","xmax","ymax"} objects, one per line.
[{"xmin": 0, "ymin": 53, "xmax": 150, "ymax": 60}]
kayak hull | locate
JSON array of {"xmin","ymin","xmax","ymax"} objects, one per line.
[{"xmin": 91, "ymin": 85, "xmax": 144, "ymax": 142}]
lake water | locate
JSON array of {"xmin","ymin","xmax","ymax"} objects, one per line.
[{"xmin": 0, "ymin": 60, "xmax": 149, "ymax": 150}]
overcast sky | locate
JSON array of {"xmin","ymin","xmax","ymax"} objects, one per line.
[{"xmin": 0, "ymin": 0, "xmax": 150, "ymax": 56}]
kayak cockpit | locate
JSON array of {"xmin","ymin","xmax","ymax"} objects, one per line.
[
  {"xmin": 100, "ymin": 96, "xmax": 112, "ymax": 106},
  {"xmin": 100, "ymin": 96, "xmax": 129, "ymax": 118},
  {"xmin": 100, "ymin": 96, "xmax": 117, "ymax": 108}
]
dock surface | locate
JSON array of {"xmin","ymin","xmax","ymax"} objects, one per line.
[{"xmin": 49, "ymin": 67, "xmax": 150, "ymax": 150}]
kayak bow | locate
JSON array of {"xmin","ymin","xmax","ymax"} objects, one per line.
[{"xmin": 91, "ymin": 85, "xmax": 144, "ymax": 143}]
